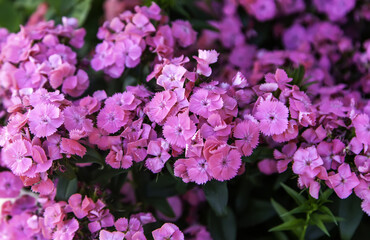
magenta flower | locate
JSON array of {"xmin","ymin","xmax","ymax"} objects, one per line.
[
  {"xmin": 0, "ymin": 171, "xmax": 23, "ymax": 198},
  {"xmin": 145, "ymin": 90, "xmax": 177, "ymax": 123},
  {"xmin": 53, "ymin": 218, "xmax": 79, "ymax": 240},
  {"xmin": 186, "ymin": 157, "xmax": 212, "ymax": 184},
  {"xmin": 194, "ymin": 49, "xmax": 219, "ymax": 77},
  {"xmin": 97, "ymin": 105, "xmax": 127, "ymax": 134},
  {"xmin": 292, "ymin": 146, "xmax": 323, "ymax": 178},
  {"xmin": 171, "ymin": 20, "xmax": 197, "ymax": 48},
  {"xmin": 68, "ymin": 193, "xmax": 95, "ymax": 219},
  {"xmin": 152, "ymin": 223, "xmax": 184, "ymax": 240},
  {"xmin": 189, "ymin": 89, "xmax": 223, "ymax": 118},
  {"xmin": 328, "ymin": 163, "xmax": 360, "ymax": 199},
  {"xmin": 233, "ymin": 120, "xmax": 259, "ymax": 156},
  {"xmin": 208, "ymin": 148, "xmax": 242, "ymax": 181},
  {"xmin": 163, "ymin": 112, "xmax": 196, "ymax": 148},
  {"xmin": 29, "ymin": 103, "xmax": 64, "ymax": 138},
  {"xmin": 44, "ymin": 203, "xmax": 65, "ymax": 228},
  {"xmin": 254, "ymin": 99, "xmax": 289, "ymax": 136},
  {"xmin": 200, "ymin": 113, "xmax": 232, "ymax": 139},
  {"xmin": 146, "ymin": 139, "xmax": 171, "ymax": 173},
  {"xmin": 99, "ymin": 230, "xmax": 125, "ymax": 240},
  {"xmin": 2, "ymin": 139, "xmax": 33, "ymax": 175},
  {"xmin": 353, "ymin": 113, "xmax": 370, "ymax": 146},
  {"xmin": 62, "ymin": 69, "xmax": 89, "ymax": 97},
  {"xmin": 157, "ymin": 64, "xmax": 187, "ymax": 90},
  {"xmin": 63, "ymin": 105, "xmax": 93, "ymax": 132}
]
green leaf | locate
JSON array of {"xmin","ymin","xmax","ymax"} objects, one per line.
[
  {"xmin": 281, "ymin": 183, "xmax": 306, "ymax": 205},
  {"xmin": 311, "ymin": 213, "xmax": 330, "ymax": 236},
  {"xmin": 69, "ymin": 0, "xmax": 92, "ymax": 26},
  {"xmin": 339, "ymin": 195, "xmax": 363, "ymax": 240},
  {"xmin": 269, "ymin": 219, "xmax": 306, "ymax": 232},
  {"xmin": 203, "ymin": 180, "xmax": 228, "ymax": 216},
  {"xmin": 208, "ymin": 207, "xmax": 237, "ymax": 240},
  {"xmin": 56, "ymin": 177, "xmax": 78, "ymax": 201},
  {"xmin": 320, "ymin": 188, "xmax": 333, "ymax": 201},
  {"xmin": 238, "ymin": 200, "xmax": 276, "ymax": 227},
  {"xmin": 280, "ymin": 204, "xmax": 310, "ymax": 217},
  {"xmin": 150, "ymin": 198, "xmax": 175, "ymax": 218},
  {"xmin": 91, "ymin": 167, "xmax": 127, "ymax": 185},
  {"xmin": 271, "ymin": 199, "xmax": 302, "ymax": 237},
  {"xmin": 319, "ymin": 205, "xmax": 337, "ymax": 225},
  {"xmin": 0, "ymin": 0, "xmax": 22, "ymax": 31}
]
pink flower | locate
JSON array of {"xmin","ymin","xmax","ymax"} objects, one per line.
[
  {"xmin": 233, "ymin": 120, "xmax": 259, "ymax": 156},
  {"xmin": 62, "ymin": 69, "xmax": 89, "ymax": 97},
  {"xmin": 194, "ymin": 49, "xmax": 219, "ymax": 77},
  {"xmin": 2, "ymin": 139, "xmax": 33, "ymax": 175},
  {"xmin": 97, "ymin": 105, "xmax": 127, "ymax": 134},
  {"xmin": 68, "ymin": 194, "xmax": 95, "ymax": 219},
  {"xmin": 361, "ymin": 199, "xmax": 370, "ymax": 216},
  {"xmin": 126, "ymin": 138, "xmax": 148, "ymax": 163},
  {"xmin": 174, "ymin": 159, "xmax": 191, "ymax": 183},
  {"xmin": 353, "ymin": 114, "xmax": 370, "ymax": 146},
  {"xmin": 63, "ymin": 106, "xmax": 93, "ymax": 132},
  {"xmin": 272, "ymin": 120, "xmax": 298, "ymax": 143},
  {"xmin": 44, "ymin": 203, "xmax": 65, "ymax": 228},
  {"xmin": 317, "ymin": 140, "xmax": 345, "ymax": 170},
  {"xmin": 87, "ymin": 200, "xmax": 114, "ymax": 233},
  {"xmin": 189, "ymin": 89, "xmax": 223, "ymax": 118},
  {"xmin": 60, "ymin": 138, "xmax": 86, "ymax": 158},
  {"xmin": 152, "ymin": 223, "xmax": 184, "ymax": 240},
  {"xmin": 53, "ymin": 218, "xmax": 79, "ymax": 240},
  {"xmin": 99, "ymin": 230, "xmax": 125, "ymax": 240},
  {"xmin": 254, "ymin": 99, "xmax": 289, "ymax": 136},
  {"xmin": 328, "ymin": 163, "xmax": 360, "ymax": 199},
  {"xmin": 292, "ymin": 146, "xmax": 323, "ymax": 178},
  {"xmin": 146, "ymin": 139, "xmax": 171, "ymax": 173},
  {"xmin": 163, "ymin": 112, "xmax": 196, "ymax": 148},
  {"xmin": 105, "ymin": 92, "xmax": 141, "ymax": 111},
  {"xmin": 186, "ymin": 157, "xmax": 212, "ymax": 184},
  {"xmin": 145, "ymin": 90, "xmax": 177, "ymax": 123},
  {"xmin": 200, "ymin": 113, "xmax": 232, "ymax": 139},
  {"xmin": 171, "ymin": 20, "xmax": 197, "ymax": 48},
  {"xmin": 0, "ymin": 171, "xmax": 23, "ymax": 198},
  {"xmin": 106, "ymin": 145, "xmax": 133, "ymax": 169},
  {"xmin": 258, "ymin": 159, "xmax": 278, "ymax": 175},
  {"xmin": 208, "ymin": 148, "xmax": 242, "ymax": 181},
  {"xmin": 29, "ymin": 103, "xmax": 64, "ymax": 137},
  {"xmin": 157, "ymin": 64, "xmax": 187, "ymax": 90}
]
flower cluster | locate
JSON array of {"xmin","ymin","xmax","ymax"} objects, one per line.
[
  {"xmin": 0, "ymin": 0, "xmax": 369, "ymax": 239},
  {"xmin": 91, "ymin": 2, "xmax": 197, "ymax": 78}
]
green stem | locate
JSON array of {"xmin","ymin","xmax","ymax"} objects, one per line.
[{"xmin": 300, "ymin": 213, "xmax": 310, "ymax": 240}]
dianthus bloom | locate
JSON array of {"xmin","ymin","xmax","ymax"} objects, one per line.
[
  {"xmin": 254, "ymin": 99, "xmax": 289, "ymax": 136},
  {"xmin": 208, "ymin": 147, "xmax": 242, "ymax": 181},
  {"xmin": 2, "ymin": 139, "xmax": 33, "ymax": 175},
  {"xmin": 97, "ymin": 105, "xmax": 127, "ymax": 134},
  {"xmin": 171, "ymin": 20, "xmax": 197, "ymax": 48},
  {"xmin": 194, "ymin": 49, "xmax": 219, "ymax": 77},
  {"xmin": 29, "ymin": 103, "xmax": 64, "ymax": 137},
  {"xmin": 163, "ymin": 112, "xmax": 196, "ymax": 148},
  {"xmin": 152, "ymin": 223, "xmax": 184, "ymax": 240},
  {"xmin": 328, "ymin": 163, "xmax": 360, "ymax": 199},
  {"xmin": 233, "ymin": 120, "xmax": 259, "ymax": 156},
  {"xmin": 0, "ymin": 171, "xmax": 23, "ymax": 197},
  {"xmin": 145, "ymin": 90, "xmax": 177, "ymax": 123},
  {"xmin": 292, "ymin": 146, "xmax": 323, "ymax": 178},
  {"xmin": 189, "ymin": 89, "xmax": 223, "ymax": 118}
]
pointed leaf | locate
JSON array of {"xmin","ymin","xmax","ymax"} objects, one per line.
[
  {"xmin": 311, "ymin": 213, "xmax": 330, "ymax": 236},
  {"xmin": 56, "ymin": 177, "xmax": 78, "ymax": 201},
  {"xmin": 280, "ymin": 204, "xmax": 310, "ymax": 217},
  {"xmin": 281, "ymin": 183, "xmax": 306, "ymax": 205},
  {"xmin": 319, "ymin": 206, "xmax": 337, "ymax": 225},
  {"xmin": 203, "ymin": 181, "xmax": 228, "ymax": 216},
  {"xmin": 339, "ymin": 195, "xmax": 363, "ymax": 240},
  {"xmin": 269, "ymin": 219, "xmax": 305, "ymax": 232},
  {"xmin": 207, "ymin": 207, "xmax": 236, "ymax": 240}
]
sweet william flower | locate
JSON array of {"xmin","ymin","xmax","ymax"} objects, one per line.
[
  {"xmin": 186, "ymin": 157, "xmax": 212, "ymax": 184},
  {"xmin": 99, "ymin": 230, "xmax": 125, "ymax": 240},
  {"xmin": 97, "ymin": 105, "xmax": 127, "ymax": 134},
  {"xmin": 194, "ymin": 49, "xmax": 219, "ymax": 77},
  {"xmin": 171, "ymin": 20, "xmax": 197, "ymax": 48},
  {"xmin": 163, "ymin": 112, "xmax": 196, "ymax": 148},
  {"xmin": 0, "ymin": 171, "xmax": 23, "ymax": 198},
  {"xmin": 254, "ymin": 99, "xmax": 289, "ymax": 136},
  {"xmin": 328, "ymin": 163, "xmax": 360, "ymax": 199},
  {"xmin": 208, "ymin": 148, "xmax": 242, "ymax": 181},
  {"xmin": 2, "ymin": 139, "xmax": 33, "ymax": 175},
  {"xmin": 292, "ymin": 146, "xmax": 323, "ymax": 178},
  {"xmin": 233, "ymin": 120, "xmax": 259, "ymax": 156},
  {"xmin": 29, "ymin": 103, "xmax": 64, "ymax": 138},
  {"xmin": 152, "ymin": 223, "xmax": 184, "ymax": 240},
  {"xmin": 189, "ymin": 89, "xmax": 223, "ymax": 118},
  {"xmin": 145, "ymin": 90, "xmax": 177, "ymax": 123}
]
